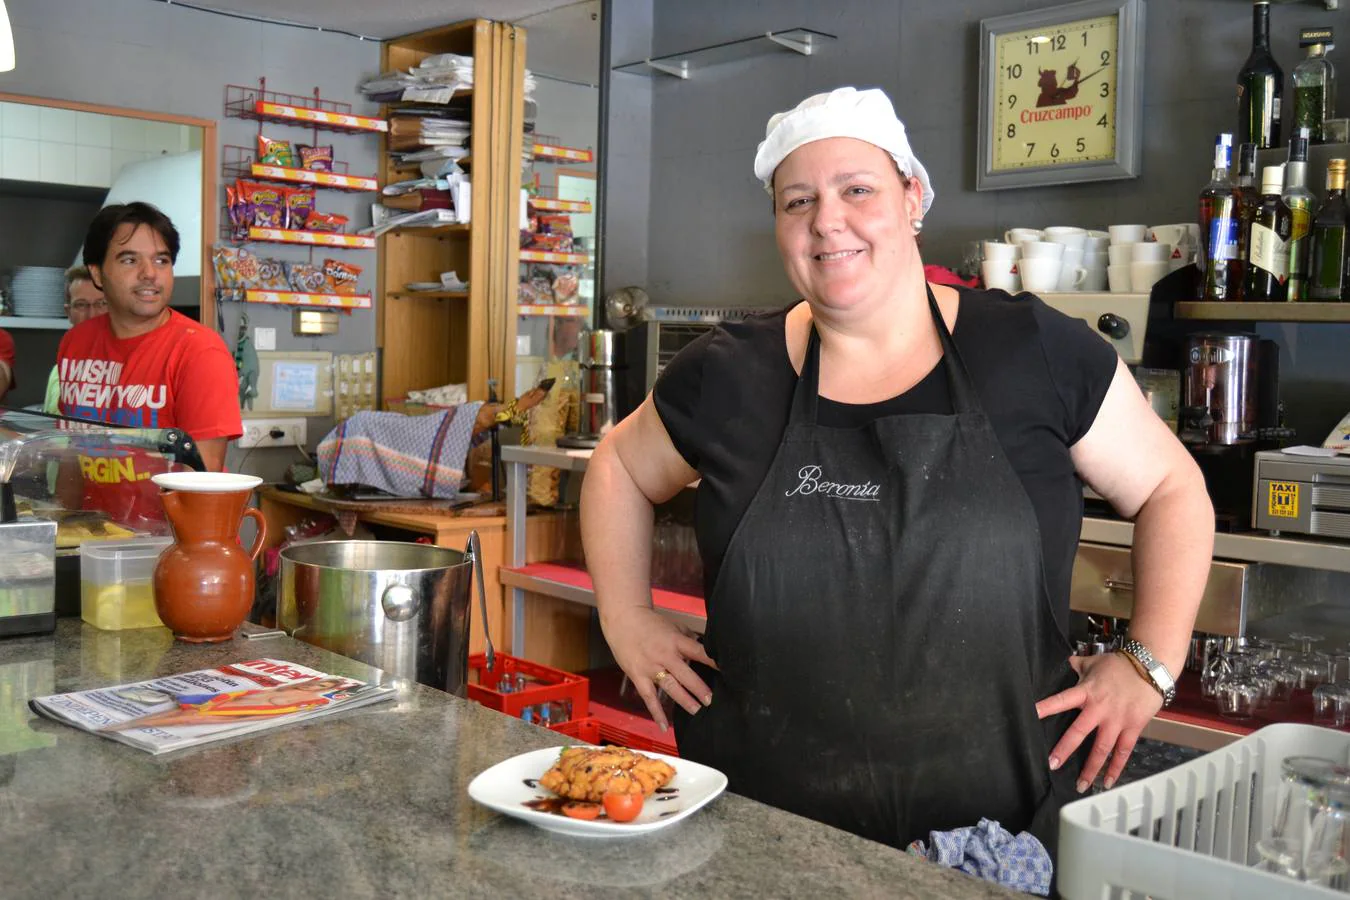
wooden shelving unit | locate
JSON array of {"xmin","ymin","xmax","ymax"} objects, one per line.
[
  {"xmin": 377, "ymin": 19, "xmax": 527, "ymax": 403},
  {"xmin": 1175, "ymin": 302, "xmax": 1350, "ymax": 323}
]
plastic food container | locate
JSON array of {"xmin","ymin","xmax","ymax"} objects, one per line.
[
  {"xmin": 1060, "ymin": 723, "xmax": 1350, "ymax": 899},
  {"xmin": 80, "ymin": 537, "xmax": 173, "ymax": 630}
]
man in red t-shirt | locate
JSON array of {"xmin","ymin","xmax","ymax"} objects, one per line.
[
  {"xmin": 56, "ymin": 203, "xmax": 241, "ymax": 528},
  {"xmin": 57, "ymin": 202, "xmax": 241, "ymax": 472}
]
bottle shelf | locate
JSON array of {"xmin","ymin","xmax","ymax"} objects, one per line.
[
  {"xmin": 246, "ymin": 227, "xmax": 375, "ymax": 250},
  {"xmin": 614, "ymin": 27, "xmax": 836, "ymax": 79},
  {"xmin": 517, "ymin": 304, "xmax": 589, "ymax": 318},
  {"xmin": 1175, "ymin": 301, "xmax": 1350, "ymax": 322},
  {"xmin": 499, "ymin": 561, "xmax": 706, "ymax": 635},
  {"xmin": 238, "ymin": 290, "xmax": 372, "ymax": 310},
  {"xmin": 519, "ymin": 249, "xmax": 589, "ymax": 265}
]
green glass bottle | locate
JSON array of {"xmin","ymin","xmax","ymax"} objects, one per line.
[
  {"xmin": 1237, "ymin": 0, "xmax": 1284, "ymax": 149},
  {"xmin": 1283, "ymin": 128, "xmax": 1317, "ymax": 300},
  {"xmin": 1292, "ymin": 27, "xmax": 1336, "ymax": 143},
  {"xmin": 1309, "ymin": 159, "xmax": 1349, "ymax": 301},
  {"xmin": 1244, "ymin": 165, "xmax": 1293, "ymax": 301}
]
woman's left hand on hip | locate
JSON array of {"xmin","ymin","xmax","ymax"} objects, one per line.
[{"xmin": 1034, "ymin": 652, "xmax": 1164, "ymax": 792}]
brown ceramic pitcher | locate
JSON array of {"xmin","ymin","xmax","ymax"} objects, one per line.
[{"xmin": 151, "ymin": 473, "xmax": 267, "ymax": 643}]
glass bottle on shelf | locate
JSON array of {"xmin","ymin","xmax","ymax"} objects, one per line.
[
  {"xmin": 1237, "ymin": 0, "xmax": 1284, "ymax": 150},
  {"xmin": 1308, "ymin": 158, "xmax": 1349, "ymax": 301},
  {"xmin": 1234, "ymin": 142, "xmax": 1262, "ymax": 299},
  {"xmin": 1199, "ymin": 134, "xmax": 1242, "ymax": 301},
  {"xmin": 1244, "ymin": 165, "xmax": 1293, "ymax": 301},
  {"xmin": 1284, "ymin": 128, "xmax": 1318, "ymax": 301},
  {"xmin": 1292, "ymin": 27, "xmax": 1337, "ymax": 143}
]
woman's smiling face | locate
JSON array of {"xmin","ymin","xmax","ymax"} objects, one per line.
[{"xmin": 772, "ymin": 137, "xmax": 924, "ymax": 315}]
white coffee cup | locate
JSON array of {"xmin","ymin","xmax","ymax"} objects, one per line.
[
  {"xmin": 1020, "ymin": 257, "xmax": 1063, "ymax": 293},
  {"xmin": 1055, "ymin": 262, "xmax": 1088, "ymax": 291},
  {"xmin": 1107, "ymin": 244, "xmax": 1135, "ymax": 266},
  {"xmin": 983, "ymin": 240, "xmax": 1020, "ymax": 262},
  {"xmin": 1082, "ymin": 264, "xmax": 1108, "ymax": 292},
  {"xmin": 1082, "ymin": 250, "xmax": 1108, "ymax": 269},
  {"xmin": 1084, "ymin": 235, "xmax": 1110, "ymax": 253},
  {"xmin": 1149, "ymin": 224, "xmax": 1201, "ymax": 265},
  {"xmin": 1130, "ymin": 260, "xmax": 1170, "ymax": 292},
  {"xmin": 1020, "ymin": 240, "xmax": 1065, "ymax": 260},
  {"xmin": 1131, "ymin": 241, "xmax": 1172, "ymax": 263},
  {"xmin": 1107, "ymin": 264, "xmax": 1132, "ymax": 293},
  {"xmin": 1005, "ymin": 227, "xmax": 1043, "ymax": 245},
  {"xmin": 982, "ymin": 259, "xmax": 1020, "ymax": 292},
  {"xmin": 1087, "ymin": 229, "xmax": 1109, "ymax": 240},
  {"xmin": 1043, "ymin": 226, "xmax": 1088, "ymax": 249},
  {"xmin": 1109, "ymin": 224, "xmax": 1149, "ymax": 244}
]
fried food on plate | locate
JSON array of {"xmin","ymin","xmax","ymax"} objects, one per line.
[{"xmin": 538, "ymin": 746, "xmax": 675, "ymax": 802}]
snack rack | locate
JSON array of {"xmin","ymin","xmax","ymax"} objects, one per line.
[{"xmin": 217, "ymin": 79, "xmax": 380, "ymax": 318}]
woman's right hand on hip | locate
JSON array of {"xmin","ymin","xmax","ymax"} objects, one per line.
[{"xmin": 601, "ymin": 605, "xmax": 717, "ymax": 730}]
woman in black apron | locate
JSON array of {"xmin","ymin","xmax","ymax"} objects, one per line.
[{"xmin": 580, "ymin": 87, "xmax": 1212, "ymax": 861}]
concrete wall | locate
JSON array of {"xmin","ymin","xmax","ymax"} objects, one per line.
[
  {"xmin": 0, "ymin": 0, "xmax": 382, "ymax": 476},
  {"xmin": 606, "ymin": 0, "xmax": 1350, "ymax": 444}
]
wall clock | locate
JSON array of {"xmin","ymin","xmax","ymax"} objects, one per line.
[{"xmin": 976, "ymin": 0, "xmax": 1145, "ymax": 191}]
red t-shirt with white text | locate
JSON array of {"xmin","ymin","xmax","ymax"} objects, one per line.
[{"xmin": 56, "ymin": 311, "xmax": 242, "ymax": 528}]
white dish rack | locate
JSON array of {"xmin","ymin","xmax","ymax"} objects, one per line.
[{"xmin": 1060, "ymin": 724, "xmax": 1350, "ymax": 899}]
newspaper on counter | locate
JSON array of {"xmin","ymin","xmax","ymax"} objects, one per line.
[{"xmin": 28, "ymin": 658, "xmax": 396, "ymax": 755}]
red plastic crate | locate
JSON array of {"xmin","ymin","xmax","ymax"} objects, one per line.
[
  {"xmin": 467, "ymin": 653, "xmax": 589, "ymax": 722},
  {"xmin": 591, "ymin": 701, "xmax": 679, "ymax": 757},
  {"xmin": 549, "ymin": 715, "xmax": 601, "ymax": 744}
]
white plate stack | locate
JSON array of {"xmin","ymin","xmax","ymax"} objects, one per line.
[{"xmin": 9, "ymin": 266, "xmax": 67, "ymax": 317}]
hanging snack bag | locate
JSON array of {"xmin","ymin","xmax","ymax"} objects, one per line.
[
  {"xmin": 240, "ymin": 181, "xmax": 285, "ymax": 229},
  {"xmin": 305, "ymin": 211, "xmax": 349, "ymax": 233},
  {"xmin": 537, "ymin": 214, "xmax": 573, "ymax": 237},
  {"xmin": 232, "ymin": 248, "xmax": 262, "ymax": 289},
  {"xmin": 257, "ymin": 134, "xmax": 297, "ymax": 168},
  {"xmin": 552, "ymin": 271, "xmax": 580, "ymax": 303},
  {"xmin": 284, "ymin": 262, "xmax": 328, "ymax": 294},
  {"xmin": 284, "ymin": 187, "xmax": 316, "ymax": 231},
  {"xmin": 213, "ymin": 245, "xmax": 240, "ymax": 290},
  {"xmin": 255, "ymin": 257, "xmax": 290, "ymax": 291},
  {"xmin": 322, "ymin": 259, "xmax": 363, "ymax": 295},
  {"xmin": 298, "ymin": 145, "xmax": 334, "ymax": 172},
  {"xmin": 226, "ymin": 183, "xmax": 251, "ymax": 240}
]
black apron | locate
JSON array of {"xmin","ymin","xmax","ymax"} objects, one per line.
[{"xmin": 675, "ymin": 287, "xmax": 1085, "ymax": 854}]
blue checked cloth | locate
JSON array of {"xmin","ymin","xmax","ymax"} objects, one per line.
[
  {"xmin": 906, "ymin": 818, "xmax": 1052, "ymax": 896},
  {"xmin": 317, "ymin": 403, "xmax": 483, "ymax": 499}
]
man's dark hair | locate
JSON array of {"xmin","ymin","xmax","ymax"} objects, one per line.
[{"xmin": 83, "ymin": 202, "xmax": 180, "ymax": 269}]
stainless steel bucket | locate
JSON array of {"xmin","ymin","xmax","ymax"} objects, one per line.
[{"xmin": 277, "ymin": 533, "xmax": 491, "ymax": 696}]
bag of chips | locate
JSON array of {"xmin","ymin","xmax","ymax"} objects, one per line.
[
  {"xmin": 284, "ymin": 188, "xmax": 316, "ymax": 231},
  {"xmin": 298, "ymin": 144, "xmax": 334, "ymax": 172},
  {"xmin": 255, "ymin": 257, "xmax": 290, "ymax": 291},
  {"xmin": 239, "ymin": 180, "xmax": 285, "ymax": 229},
  {"xmin": 322, "ymin": 259, "xmax": 362, "ymax": 295},
  {"xmin": 284, "ymin": 262, "xmax": 328, "ymax": 294},
  {"xmin": 305, "ymin": 212, "xmax": 349, "ymax": 233},
  {"xmin": 257, "ymin": 134, "xmax": 296, "ymax": 167},
  {"xmin": 213, "ymin": 245, "xmax": 240, "ymax": 290},
  {"xmin": 226, "ymin": 183, "xmax": 251, "ymax": 240},
  {"xmin": 232, "ymin": 248, "xmax": 262, "ymax": 289}
]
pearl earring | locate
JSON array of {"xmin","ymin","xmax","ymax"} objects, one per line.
[{"xmin": 911, "ymin": 218, "xmax": 924, "ymax": 233}]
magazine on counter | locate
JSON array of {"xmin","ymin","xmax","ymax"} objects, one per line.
[{"xmin": 28, "ymin": 658, "xmax": 396, "ymax": 755}]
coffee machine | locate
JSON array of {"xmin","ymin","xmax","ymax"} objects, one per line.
[{"xmin": 1177, "ymin": 331, "xmax": 1285, "ymax": 529}]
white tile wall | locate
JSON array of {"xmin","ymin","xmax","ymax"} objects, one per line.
[{"xmin": 0, "ymin": 102, "xmax": 190, "ymax": 187}]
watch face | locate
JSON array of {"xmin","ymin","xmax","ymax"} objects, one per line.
[{"xmin": 992, "ymin": 14, "xmax": 1119, "ymax": 172}]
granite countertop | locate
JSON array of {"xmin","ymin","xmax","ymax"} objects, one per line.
[{"xmin": 0, "ymin": 621, "xmax": 1019, "ymax": 899}]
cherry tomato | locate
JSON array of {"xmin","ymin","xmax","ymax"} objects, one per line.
[
  {"xmin": 561, "ymin": 801, "xmax": 601, "ymax": 820},
  {"xmin": 602, "ymin": 790, "xmax": 644, "ymax": 823}
]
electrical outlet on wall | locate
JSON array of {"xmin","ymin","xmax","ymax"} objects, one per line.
[{"xmin": 236, "ymin": 418, "xmax": 308, "ymax": 449}]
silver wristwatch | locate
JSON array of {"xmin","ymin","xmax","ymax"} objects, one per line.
[{"xmin": 1119, "ymin": 639, "xmax": 1176, "ymax": 707}]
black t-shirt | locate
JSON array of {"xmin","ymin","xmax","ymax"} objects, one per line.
[{"xmin": 652, "ymin": 287, "xmax": 1118, "ymax": 639}]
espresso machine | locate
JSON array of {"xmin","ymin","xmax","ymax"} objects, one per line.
[{"xmin": 1177, "ymin": 332, "xmax": 1286, "ymax": 529}]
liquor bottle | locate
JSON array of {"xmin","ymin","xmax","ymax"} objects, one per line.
[
  {"xmin": 1237, "ymin": 0, "xmax": 1284, "ymax": 149},
  {"xmin": 1309, "ymin": 159, "xmax": 1349, "ymax": 300},
  {"xmin": 1245, "ymin": 165, "xmax": 1293, "ymax": 301},
  {"xmin": 1235, "ymin": 142, "xmax": 1261, "ymax": 298},
  {"xmin": 1199, "ymin": 134, "xmax": 1242, "ymax": 301},
  {"xmin": 1284, "ymin": 128, "xmax": 1318, "ymax": 300},
  {"xmin": 1292, "ymin": 27, "xmax": 1337, "ymax": 143}
]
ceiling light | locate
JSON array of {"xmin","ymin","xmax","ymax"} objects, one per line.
[{"xmin": 0, "ymin": 0, "xmax": 13, "ymax": 73}]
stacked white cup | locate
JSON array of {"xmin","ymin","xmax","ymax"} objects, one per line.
[
  {"xmin": 1106, "ymin": 224, "xmax": 1171, "ymax": 294},
  {"xmin": 982, "ymin": 239, "xmax": 1022, "ymax": 292}
]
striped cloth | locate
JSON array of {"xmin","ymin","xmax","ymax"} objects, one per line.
[
  {"xmin": 907, "ymin": 818, "xmax": 1052, "ymax": 896},
  {"xmin": 317, "ymin": 403, "xmax": 483, "ymax": 499}
]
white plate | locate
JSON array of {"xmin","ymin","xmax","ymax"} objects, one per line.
[
  {"xmin": 151, "ymin": 472, "xmax": 264, "ymax": 493},
  {"xmin": 467, "ymin": 746, "xmax": 727, "ymax": 838}
]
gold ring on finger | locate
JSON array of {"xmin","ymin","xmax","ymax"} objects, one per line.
[{"xmin": 653, "ymin": 670, "xmax": 669, "ymax": 684}]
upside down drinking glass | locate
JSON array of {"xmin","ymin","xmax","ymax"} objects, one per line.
[{"xmin": 1258, "ymin": 756, "xmax": 1350, "ymax": 886}]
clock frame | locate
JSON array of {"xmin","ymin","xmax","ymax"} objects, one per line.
[{"xmin": 976, "ymin": 0, "xmax": 1145, "ymax": 191}]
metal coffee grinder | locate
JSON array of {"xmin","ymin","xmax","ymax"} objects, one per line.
[
  {"xmin": 1177, "ymin": 332, "xmax": 1285, "ymax": 529},
  {"xmin": 558, "ymin": 330, "xmax": 625, "ymax": 449}
]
